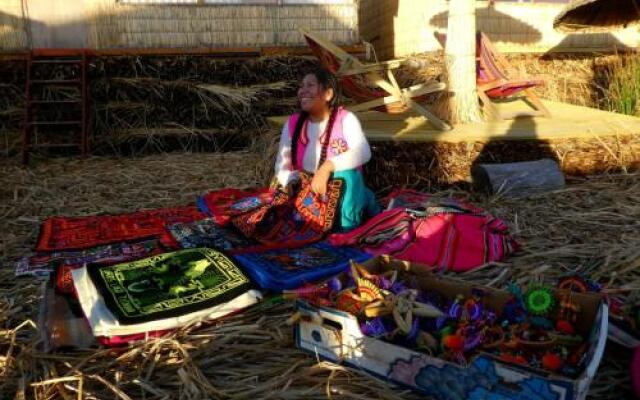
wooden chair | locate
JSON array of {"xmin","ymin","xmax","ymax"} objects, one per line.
[
  {"xmin": 301, "ymin": 29, "xmax": 451, "ymax": 131},
  {"xmin": 435, "ymin": 32, "xmax": 551, "ymax": 120}
]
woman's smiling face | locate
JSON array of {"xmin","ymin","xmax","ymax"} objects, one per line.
[{"xmin": 298, "ymin": 73, "xmax": 333, "ymax": 115}]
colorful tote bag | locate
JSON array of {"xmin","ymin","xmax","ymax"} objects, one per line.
[{"xmin": 87, "ymin": 248, "xmax": 254, "ymax": 324}]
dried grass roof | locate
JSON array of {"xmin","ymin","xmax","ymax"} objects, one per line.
[{"xmin": 554, "ymin": 0, "xmax": 640, "ymax": 32}]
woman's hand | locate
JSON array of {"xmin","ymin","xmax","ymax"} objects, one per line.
[{"xmin": 311, "ymin": 161, "xmax": 334, "ymax": 196}]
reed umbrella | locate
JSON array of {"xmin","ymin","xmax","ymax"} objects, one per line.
[{"xmin": 554, "ymin": 0, "xmax": 640, "ymax": 32}]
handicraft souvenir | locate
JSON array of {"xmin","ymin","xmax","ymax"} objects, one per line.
[
  {"xmin": 36, "ymin": 206, "xmax": 205, "ymax": 252},
  {"xmin": 198, "ymin": 172, "xmax": 344, "ymax": 249},
  {"xmin": 291, "ymin": 260, "xmax": 593, "ymax": 377},
  {"xmin": 233, "ymin": 242, "xmax": 371, "ymax": 291},
  {"xmin": 168, "ymin": 218, "xmax": 257, "ymax": 252},
  {"xmin": 87, "ymin": 248, "xmax": 254, "ymax": 324}
]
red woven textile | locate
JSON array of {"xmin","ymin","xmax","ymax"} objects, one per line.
[
  {"xmin": 329, "ymin": 199, "xmax": 520, "ymax": 272},
  {"xmin": 200, "ymin": 173, "xmax": 344, "ymax": 248},
  {"xmin": 36, "ymin": 206, "xmax": 206, "ymax": 252},
  {"xmin": 197, "ymin": 188, "xmax": 275, "ymax": 226}
]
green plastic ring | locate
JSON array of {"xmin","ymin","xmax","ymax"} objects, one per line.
[{"xmin": 525, "ymin": 287, "xmax": 555, "ymax": 315}]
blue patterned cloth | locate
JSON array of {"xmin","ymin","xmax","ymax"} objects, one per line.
[{"xmin": 233, "ymin": 241, "xmax": 371, "ymax": 291}]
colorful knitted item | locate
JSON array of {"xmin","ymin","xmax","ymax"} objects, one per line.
[
  {"xmin": 55, "ymin": 264, "xmax": 77, "ymax": 296},
  {"xmin": 36, "ymin": 206, "xmax": 206, "ymax": 252}
]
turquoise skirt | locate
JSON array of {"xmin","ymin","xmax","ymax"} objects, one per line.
[{"xmin": 333, "ymin": 169, "xmax": 379, "ymax": 231}]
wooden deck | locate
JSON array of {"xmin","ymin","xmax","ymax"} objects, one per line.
[{"xmin": 269, "ymin": 100, "xmax": 640, "ymax": 143}]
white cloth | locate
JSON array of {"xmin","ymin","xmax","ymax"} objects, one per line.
[
  {"xmin": 72, "ymin": 266, "xmax": 262, "ymax": 337},
  {"xmin": 274, "ymin": 111, "xmax": 371, "ymax": 187}
]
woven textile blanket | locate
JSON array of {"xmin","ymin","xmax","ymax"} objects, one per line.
[
  {"xmin": 199, "ymin": 173, "xmax": 344, "ymax": 248},
  {"xmin": 329, "ymin": 204, "xmax": 519, "ymax": 273},
  {"xmin": 36, "ymin": 206, "xmax": 206, "ymax": 252},
  {"xmin": 233, "ymin": 241, "xmax": 371, "ymax": 291},
  {"xmin": 87, "ymin": 248, "xmax": 254, "ymax": 324}
]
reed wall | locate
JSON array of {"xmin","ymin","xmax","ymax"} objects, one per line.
[
  {"xmin": 0, "ymin": 0, "xmax": 358, "ymax": 50},
  {"xmin": 0, "ymin": 0, "xmax": 28, "ymax": 50}
]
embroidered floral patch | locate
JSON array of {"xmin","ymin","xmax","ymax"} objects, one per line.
[{"xmin": 330, "ymin": 138, "xmax": 348, "ymax": 155}]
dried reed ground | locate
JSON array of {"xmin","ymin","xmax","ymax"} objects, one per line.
[{"xmin": 0, "ymin": 152, "xmax": 638, "ymax": 399}]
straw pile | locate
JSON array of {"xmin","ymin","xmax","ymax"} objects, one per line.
[
  {"xmin": 396, "ymin": 51, "xmax": 626, "ymax": 109},
  {"xmin": 0, "ymin": 151, "xmax": 638, "ymax": 398},
  {"xmin": 364, "ymin": 135, "xmax": 640, "ymax": 192},
  {"xmin": 0, "ymin": 50, "xmax": 635, "ymax": 158},
  {"xmin": 86, "ymin": 0, "xmax": 358, "ymax": 49},
  {"xmin": 255, "ymin": 123, "xmax": 640, "ymax": 191},
  {"xmin": 91, "ymin": 55, "xmax": 315, "ymax": 155},
  {"xmin": 0, "ymin": 60, "xmax": 25, "ymax": 156}
]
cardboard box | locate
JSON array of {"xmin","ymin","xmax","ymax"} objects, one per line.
[{"xmin": 294, "ymin": 256, "xmax": 608, "ymax": 400}]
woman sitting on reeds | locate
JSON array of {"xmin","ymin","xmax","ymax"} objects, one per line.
[{"xmin": 274, "ymin": 68, "xmax": 378, "ymax": 231}]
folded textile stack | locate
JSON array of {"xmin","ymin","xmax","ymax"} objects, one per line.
[
  {"xmin": 39, "ymin": 247, "xmax": 261, "ymax": 349},
  {"xmin": 23, "ymin": 205, "xmax": 265, "ymax": 349},
  {"xmin": 73, "ymin": 248, "xmax": 261, "ymax": 337}
]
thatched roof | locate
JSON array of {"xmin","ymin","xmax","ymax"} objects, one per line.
[{"xmin": 554, "ymin": 0, "xmax": 640, "ymax": 32}]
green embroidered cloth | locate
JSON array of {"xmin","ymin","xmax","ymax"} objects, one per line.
[{"xmin": 88, "ymin": 248, "xmax": 253, "ymax": 324}]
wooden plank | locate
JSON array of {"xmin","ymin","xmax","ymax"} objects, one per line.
[
  {"xmin": 0, "ymin": 52, "xmax": 28, "ymax": 61},
  {"xmin": 268, "ymin": 100, "xmax": 640, "ymax": 143}
]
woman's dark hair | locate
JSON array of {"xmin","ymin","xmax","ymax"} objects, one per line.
[{"xmin": 291, "ymin": 68, "xmax": 341, "ymax": 169}]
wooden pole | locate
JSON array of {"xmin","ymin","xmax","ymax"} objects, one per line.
[{"xmin": 444, "ymin": 0, "xmax": 482, "ymax": 124}]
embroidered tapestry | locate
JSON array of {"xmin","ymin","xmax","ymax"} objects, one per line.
[
  {"xmin": 73, "ymin": 265, "xmax": 261, "ymax": 337},
  {"xmin": 197, "ymin": 188, "xmax": 275, "ymax": 226},
  {"xmin": 168, "ymin": 218, "xmax": 257, "ymax": 252},
  {"xmin": 17, "ymin": 239, "xmax": 162, "ymax": 279},
  {"xmin": 87, "ymin": 248, "xmax": 254, "ymax": 324},
  {"xmin": 231, "ymin": 173, "xmax": 344, "ymax": 247},
  {"xmin": 233, "ymin": 242, "xmax": 371, "ymax": 291},
  {"xmin": 36, "ymin": 206, "xmax": 206, "ymax": 252}
]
